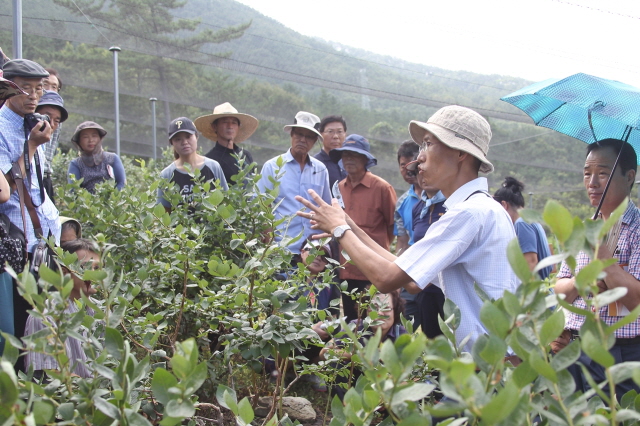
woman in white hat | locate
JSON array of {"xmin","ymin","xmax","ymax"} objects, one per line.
[
  {"xmin": 157, "ymin": 117, "xmax": 228, "ymax": 212},
  {"xmin": 68, "ymin": 121, "xmax": 126, "ymax": 193},
  {"xmin": 195, "ymin": 102, "xmax": 258, "ymax": 184}
]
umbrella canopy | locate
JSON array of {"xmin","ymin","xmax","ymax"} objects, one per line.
[
  {"xmin": 501, "ymin": 72, "xmax": 640, "ymax": 219},
  {"xmin": 501, "ymin": 73, "xmax": 640, "ymax": 164}
]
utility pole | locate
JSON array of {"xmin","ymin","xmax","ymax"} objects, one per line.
[
  {"xmin": 150, "ymin": 98, "xmax": 158, "ymax": 161},
  {"xmin": 12, "ymin": 0, "xmax": 22, "ymax": 58},
  {"xmin": 109, "ymin": 46, "xmax": 121, "ymax": 156}
]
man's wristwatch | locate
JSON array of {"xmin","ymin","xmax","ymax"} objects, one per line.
[{"xmin": 332, "ymin": 225, "xmax": 352, "ymax": 241}]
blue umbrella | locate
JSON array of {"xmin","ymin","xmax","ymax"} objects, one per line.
[{"xmin": 501, "ymin": 72, "xmax": 640, "ymax": 218}]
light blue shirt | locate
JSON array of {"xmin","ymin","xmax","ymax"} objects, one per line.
[
  {"xmin": 393, "ymin": 185, "xmax": 419, "ymax": 243},
  {"xmin": 257, "ymin": 149, "xmax": 331, "ymax": 254},
  {"xmin": 395, "ymin": 177, "xmax": 519, "ymax": 351},
  {"xmin": 0, "ymin": 105, "xmax": 60, "ymax": 252}
]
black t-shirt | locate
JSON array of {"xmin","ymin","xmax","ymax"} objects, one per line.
[{"xmin": 204, "ymin": 142, "xmax": 253, "ymax": 184}]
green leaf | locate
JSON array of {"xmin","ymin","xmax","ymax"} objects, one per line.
[
  {"xmin": 581, "ymin": 331, "xmax": 615, "ymax": 368},
  {"xmin": 480, "ymin": 381, "xmax": 520, "ymax": 424},
  {"xmin": 216, "ymin": 385, "xmax": 237, "ymax": 412},
  {"xmin": 93, "ymin": 397, "xmax": 120, "ymax": 420},
  {"xmin": 153, "ymin": 203, "xmax": 165, "ymax": 217},
  {"xmin": 37, "ymin": 265, "xmax": 61, "ymax": 287},
  {"xmin": 237, "ymin": 397, "xmax": 255, "ymax": 425},
  {"xmin": 575, "ymin": 260, "xmax": 604, "ymax": 291},
  {"xmin": 529, "ymin": 351, "xmax": 557, "ymax": 382},
  {"xmin": 151, "ymin": 368, "xmax": 178, "ymax": 405},
  {"xmin": 396, "ymin": 412, "xmax": 430, "ymax": 426},
  {"xmin": 507, "ymin": 238, "xmax": 531, "ymax": 283},
  {"xmin": 543, "ymin": 200, "xmax": 574, "ymax": 244},
  {"xmin": 104, "ymin": 327, "xmax": 125, "ymax": 358},
  {"xmin": 512, "ymin": 361, "xmax": 538, "ymax": 389},
  {"xmin": 58, "ymin": 403, "xmax": 75, "ymax": 420},
  {"xmin": 593, "ymin": 287, "xmax": 627, "ymax": 307},
  {"xmin": 478, "ymin": 334, "xmax": 507, "ymax": 366},
  {"xmin": 0, "ymin": 371, "xmax": 18, "ymax": 406},
  {"xmin": 32, "ymin": 400, "xmax": 56, "ymax": 425},
  {"xmin": 390, "ymin": 383, "xmax": 435, "ymax": 406},
  {"xmin": 479, "ymin": 302, "xmax": 510, "ymax": 339},
  {"xmin": 207, "ymin": 190, "xmax": 224, "ymax": 206},
  {"xmin": 83, "ymin": 269, "xmax": 107, "ymax": 282},
  {"xmin": 539, "ymin": 309, "xmax": 566, "ymax": 347},
  {"xmin": 164, "ymin": 399, "xmax": 195, "ymax": 418},
  {"xmin": 182, "ymin": 362, "xmax": 208, "ymax": 393},
  {"xmin": 551, "ymin": 340, "xmax": 581, "ymax": 371}
]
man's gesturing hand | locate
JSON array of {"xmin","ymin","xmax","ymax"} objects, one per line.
[{"xmin": 295, "ymin": 189, "xmax": 348, "ymax": 234}]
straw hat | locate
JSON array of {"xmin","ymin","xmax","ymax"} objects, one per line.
[{"xmin": 194, "ymin": 102, "xmax": 258, "ymax": 143}]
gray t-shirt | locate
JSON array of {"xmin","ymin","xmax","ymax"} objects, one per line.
[{"xmin": 157, "ymin": 158, "xmax": 228, "ymax": 208}]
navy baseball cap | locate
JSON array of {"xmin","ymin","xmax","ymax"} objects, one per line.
[
  {"xmin": 37, "ymin": 90, "xmax": 68, "ymax": 122},
  {"xmin": 2, "ymin": 59, "xmax": 49, "ymax": 80},
  {"xmin": 168, "ymin": 117, "xmax": 197, "ymax": 140}
]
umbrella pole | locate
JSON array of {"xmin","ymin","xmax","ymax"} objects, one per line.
[{"xmin": 592, "ymin": 131, "xmax": 631, "ymax": 220}]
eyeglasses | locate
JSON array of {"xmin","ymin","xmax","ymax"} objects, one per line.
[
  {"xmin": 323, "ymin": 129, "xmax": 345, "ymax": 136},
  {"xmin": 292, "ymin": 131, "xmax": 317, "ymax": 142}
]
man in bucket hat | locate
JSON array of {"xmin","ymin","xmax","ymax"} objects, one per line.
[
  {"xmin": 196, "ymin": 102, "xmax": 258, "ymax": 185},
  {"xmin": 295, "ymin": 105, "xmax": 518, "ymax": 350},
  {"xmin": 257, "ymin": 111, "xmax": 331, "ymax": 255},
  {"xmin": 329, "ymin": 134, "xmax": 396, "ymax": 322}
]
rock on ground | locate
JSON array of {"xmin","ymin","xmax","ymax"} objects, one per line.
[{"xmin": 254, "ymin": 396, "xmax": 317, "ymax": 422}]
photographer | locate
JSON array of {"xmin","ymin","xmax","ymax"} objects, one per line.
[
  {"xmin": 36, "ymin": 89, "xmax": 68, "ymax": 204},
  {"xmin": 0, "ymin": 59, "xmax": 60, "ymax": 366}
]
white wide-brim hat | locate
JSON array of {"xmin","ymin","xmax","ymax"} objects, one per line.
[{"xmin": 194, "ymin": 102, "xmax": 259, "ymax": 143}]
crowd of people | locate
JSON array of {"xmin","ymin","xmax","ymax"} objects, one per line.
[{"xmin": 0, "ymin": 54, "xmax": 639, "ymax": 402}]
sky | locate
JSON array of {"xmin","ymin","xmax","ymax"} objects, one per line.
[{"xmin": 236, "ymin": 0, "xmax": 640, "ymax": 88}]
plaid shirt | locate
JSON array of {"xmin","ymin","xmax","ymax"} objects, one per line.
[
  {"xmin": 0, "ymin": 105, "xmax": 60, "ymax": 252},
  {"xmin": 558, "ymin": 200, "xmax": 640, "ymax": 338},
  {"xmin": 42, "ymin": 124, "xmax": 61, "ymax": 174}
]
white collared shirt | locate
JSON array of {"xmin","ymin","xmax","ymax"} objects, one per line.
[{"xmin": 395, "ymin": 177, "xmax": 519, "ymax": 351}]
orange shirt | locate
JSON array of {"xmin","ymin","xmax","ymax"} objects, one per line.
[{"xmin": 338, "ymin": 171, "xmax": 397, "ymax": 280}]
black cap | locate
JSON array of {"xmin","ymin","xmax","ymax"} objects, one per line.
[
  {"xmin": 168, "ymin": 117, "xmax": 197, "ymax": 140},
  {"xmin": 37, "ymin": 91, "xmax": 68, "ymax": 122},
  {"xmin": 2, "ymin": 59, "xmax": 49, "ymax": 80}
]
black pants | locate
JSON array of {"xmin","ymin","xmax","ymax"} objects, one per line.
[
  {"xmin": 43, "ymin": 175, "xmax": 55, "ymax": 205},
  {"xmin": 341, "ymin": 279, "xmax": 370, "ymax": 322},
  {"xmin": 415, "ymin": 286, "xmax": 446, "ymax": 338}
]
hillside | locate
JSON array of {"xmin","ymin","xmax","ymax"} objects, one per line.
[{"xmin": 0, "ymin": 0, "xmax": 597, "ymax": 213}]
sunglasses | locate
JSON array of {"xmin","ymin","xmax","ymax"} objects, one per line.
[{"xmin": 404, "ymin": 160, "xmax": 419, "ymax": 177}]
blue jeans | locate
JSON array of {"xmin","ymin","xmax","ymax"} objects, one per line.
[{"xmin": 0, "ymin": 272, "xmax": 14, "ymax": 356}]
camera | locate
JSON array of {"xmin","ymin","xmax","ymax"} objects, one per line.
[{"xmin": 24, "ymin": 113, "xmax": 51, "ymax": 133}]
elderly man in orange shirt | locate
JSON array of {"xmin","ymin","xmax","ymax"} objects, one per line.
[{"xmin": 330, "ymin": 134, "xmax": 397, "ymax": 321}]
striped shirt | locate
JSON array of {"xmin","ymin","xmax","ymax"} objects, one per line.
[
  {"xmin": 42, "ymin": 125, "xmax": 61, "ymax": 174},
  {"xmin": 25, "ymin": 302, "xmax": 94, "ymax": 378},
  {"xmin": 0, "ymin": 105, "xmax": 60, "ymax": 252},
  {"xmin": 558, "ymin": 200, "xmax": 640, "ymax": 338},
  {"xmin": 395, "ymin": 178, "xmax": 519, "ymax": 351}
]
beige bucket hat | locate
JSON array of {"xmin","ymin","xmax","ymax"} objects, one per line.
[
  {"xmin": 409, "ymin": 105, "xmax": 494, "ymax": 174},
  {"xmin": 194, "ymin": 102, "xmax": 259, "ymax": 143}
]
